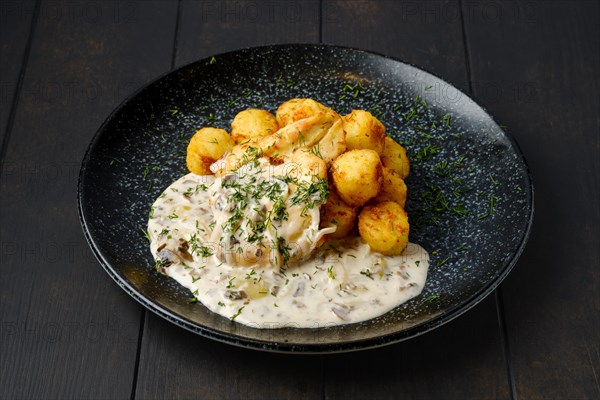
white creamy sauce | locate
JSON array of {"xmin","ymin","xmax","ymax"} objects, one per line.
[{"xmin": 148, "ymin": 171, "xmax": 429, "ymax": 328}]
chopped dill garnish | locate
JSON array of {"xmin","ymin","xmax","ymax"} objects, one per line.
[
  {"xmin": 412, "ymin": 145, "xmax": 439, "ymax": 163},
  {"xmin": 231, "ymin": 306, "xmax": 244, "ymax": 321},
  {"xmin": 109, "ymin": 157, "xmax": 122, "ymax": 166},
  {"xmin": 277, "ymin": 236, "xmax": 292, "ymax": 264},
  {"xmin": 404, "ymin": 108, "xmax": 417, "ymax": 121},
  {"xmin": 188, "ymin": 234, "xmax": 214, "ymax": 257},
  {"xmin": 153, "ymin": 258, "xmax": 167, "ymax": 271},
  {"xmin": 140, "ymin": 228, "xmax": 151, "ymax": 243},
  {"xmin": 416, "ymin": 129, "xmax": 435, "ymax": 140},
  {"xmin": 453, "ymin": 155, "xmax": 465, "ymax": 166},
  {"xmin": 434, "ymin": 160, "xmax": 452, "ymax": 176},
  {"xmin": 477, "ymin": 194, "xmax": 500, "ymax": 220},
  {"xmin": 289, "ymin": 177, "xmax": 329, "ymax": 216},
  {"xmin": 310, "ymin": 144, "xmax": 323, "ymax": 159},
  {"xmin": 436, "ymin": 257, "xmax": 450, "ymax": 267},
  {"xmin": 423, "ymin": 294, "xmax": 440, "ymax": 303},
  {"xmin": 442, "ymin": 114, "xmax": 452, "ymax": 127},
  {"xmin": 451, "ymin": 203, "xmax": 471, "ymax": 216},
  {"xmin": 327, "ymin": 265, "xmax": 336, "ymax": 280}
]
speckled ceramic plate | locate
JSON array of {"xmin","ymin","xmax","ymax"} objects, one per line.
[{"xmin": 78, "ymin": 44, "xmax": 533, "ymax": 353}]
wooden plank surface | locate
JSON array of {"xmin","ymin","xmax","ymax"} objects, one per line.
[
  {"xmin": 461, "ymin": 1, "xmax": 600, "ymax": 399},
  {"xmin": 322, "ymin": 0, "xmax": 471, "ymax": 92},
  {"xmin": 324, "ymin": 297, "xmax": 510, "ymax": 400},
  {"xmin": 0, "ymin": 1, "xmax": 597, "ymax": 399},
  {"xmin": 137, "ymin": 316, "xmax": 324, "ymax": 400},
  {"xmin": 133, "ymin": 1, "xmax": 325, "ymax": 399},
  {"xmin": 174, "ymin": 0, "xmax": 320, "ymax": 68},
  {"xmin": 0, "ymin": 0, "xmax": 36, "ymax": 150},
  {"xmin": 0, "ymin": 1, "xmax": 177, "ymax": 398}
]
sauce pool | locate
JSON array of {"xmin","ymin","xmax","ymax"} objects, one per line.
[{"xmin": 148, "ymin": 173, "xmax": 429, "ymax": 328}]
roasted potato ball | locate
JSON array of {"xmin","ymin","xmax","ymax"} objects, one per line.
[
  {"xmin": 373, "ymin": 167, "xmax": 407, "ymax": 208},
  {"xmin": 320, "ymin": 190, "xmax": 358, "ymax": 239},
  {"xmin": 331, "ymin": 149, "xmax": 382, "ymax": 207},
  {"xmin": 343, "ymin": 110, "xmax": 386, "ymax": 154},
  {"xmin": 291, "ymin": 149, "xmax": 328, "ymax": 181},
  {"xmin": 358, "ymin": 201, "xmax": 409, "ymax": 256},
  {"xmin": 231, "ymin": 109, "xmax": 279, "ymax": 144},
  {"xmin": 276, "ymin": 98, "xmax": 331, "ymax": 127},
  {"xmin": 186, "ymin": 127, "xmax": 234, "ymax": 175},
  {"xmin": 381, "ymin": 136, "xmax": 410, "ymax": 179}
]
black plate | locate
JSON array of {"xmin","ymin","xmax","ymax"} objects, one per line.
[{"xmin": 78, "ymin": 44, "xmax": 533, "ymax": 353}]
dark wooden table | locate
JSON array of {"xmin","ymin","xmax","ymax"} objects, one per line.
[{"xmin": 1, "ymin": 1, "xmax": 598, "ymax": 399}]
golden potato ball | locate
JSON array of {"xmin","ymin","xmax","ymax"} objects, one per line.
[
  {"xmin": 230, "ymin": 109, "xmax": 279, "ymax": 144},
  {"xmin": 276, "ymin": 98, "xmax": 331, "ymax": 127},
  {"xmin": 331, "ymin": 149, "xmax": 382, "ymax": 207},
  {"xmin": 381, "ymin": 136, "xmax": 410, "ymax": 179},
  {"xmin": 186, "ymin": 127, "xmax": 234, "ymax": 175},
  {"xmin": 373, "ymin": 167, "xmax": 407, "ymax": 208},
  {"xmin": 358, "ymin": 201, "xmax": 409, "ymax": 256},
  {"xmin": 343, "ymin": 110, "xmax": 386, "ymax": 154},
  {"xmin": 320, "ymin": 190, "xmax": 358, "ymax": 239}
]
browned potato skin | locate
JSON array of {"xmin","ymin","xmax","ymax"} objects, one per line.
[
  {"xmin": 343, "ymin": 110, "xmax": 386, "ymax": 154},
  {"xmin": 381, "ymin": 136, "xmax": 410, "ymax": 179},
  {"xmin": 186, "ymin": 127, "xmax": 234, "ymax": 175},
  {"xmin": 276, "ymin": 98, "xmax": 332, "ymax": 127},
  {"xmin": 373, "ymin": 167, "xmax": 407, "ymax": 208},
  {"xmin": 358, "ymin": 201, "xmax": 409, "ymax": 255},
  {"xmin": 331, "ymin": 149, "xmax": 382, "ymax": 207},
  {"xmin": 320, "ymin": 190, "xmax": 358, "ymax": 239},
  {"xmin": 231, "ymin": 109, "xmax": 279, "ymax": 144},
  {"xmin": 291, "ymin": 149, "xmax": 328, "ymax": 181}
]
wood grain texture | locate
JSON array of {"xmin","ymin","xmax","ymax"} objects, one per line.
[
  {"xmin": 134, "ymin": 1, "xmax": 324, "ymax": 399},
  {"xmin": 136, "ymin": 316, "xmax": 324, "ymax": 400},
  {"xmin": 322, "ymin": 1, "xmax": 511, "ymax": 398},
  {"xmin": 322, "ymin": 0, "xmax": 471, "ymax": 93},
  {"xmin": 461, "ymin": 1, "xmax": 600, "ymax": 399},
  {"xmin": 0, "ymin": 0, "xmax": 36, "ymax": 149},
  {"xmin": 0, "ymin": 1, "xmax": 597, "ymax": 399},
  {"xmin": 0, "ymin": 1, "xmax": 177, "ymax": 398},
  {"xmin": 324, "ymin": 296, "xmax": 509, "ymax": 400},
  {"xmin": 174, "ymin": 0, "xmax": 320, "ymax": 68}
]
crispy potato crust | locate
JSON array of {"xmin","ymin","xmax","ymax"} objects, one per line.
[
  {"xmin": 373, "ymin": 167, "xmax": 407, "ymax": 208},
  {"xmin": 276, "ymin": 98, "xmax": 332, "ymax": 127},
  {"xmin": 343, "ymin": 110, "xmax": 386, "ymax": 154},
  {"xmin": 331, "ymin": 149, "xmax": 383, "ymax": 207},
  {"xmin": 186, "ymin": 127, "xmax": 234, "ymax": 175},
  {"xmin": 381, "ymin": 136, "xmax": 410, "ymax": 179},
  {"xmin": 320, "ymin": 190, "xmax": 358, "ymax": 239},
  {"xmin": 358, "ymin": 201, "xmax": 409, "ymax": 255},
  {"xmin": 231, "ymin": 109, "xmax": 279, "ymax": 144}
]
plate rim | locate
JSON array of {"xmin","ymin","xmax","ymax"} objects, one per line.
[{"xmin": 77, "ymin": 43, "xmax": 534, "ymax": 353}]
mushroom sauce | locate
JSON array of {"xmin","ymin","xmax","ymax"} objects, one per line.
[{"xmin": 148, "ymin": 166, "xmax": 429, "ymax": 328}]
